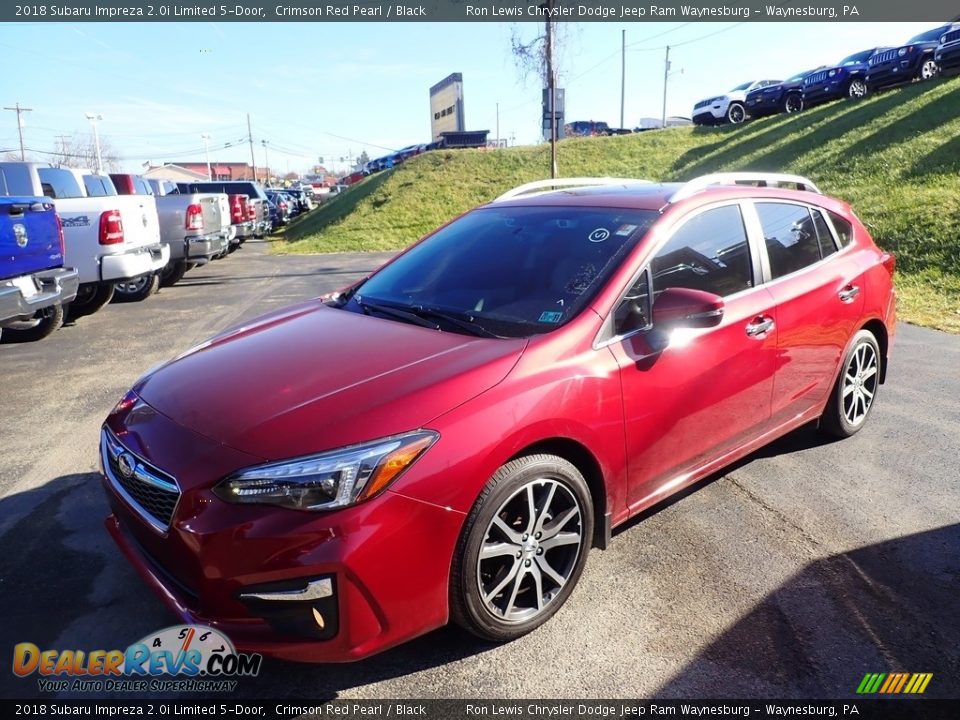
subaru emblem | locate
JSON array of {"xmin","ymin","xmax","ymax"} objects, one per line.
[
  {"xmin": 13, "ymin": 223, "xmax": 28, "ymax": 248},
  {"xmin": 117, "ymin": 452, "xmax": 137, "ymax": 479}
]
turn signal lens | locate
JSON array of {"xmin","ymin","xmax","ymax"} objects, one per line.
[{"xmin": 359, "ymin": 434, "xmax": 437, "ymax": 501}]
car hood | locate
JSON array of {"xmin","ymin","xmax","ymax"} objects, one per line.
[{"xmin": 134, "ymin": 301, "xmax": 526, "ymax": 461}]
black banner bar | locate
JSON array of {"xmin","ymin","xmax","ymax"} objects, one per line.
[
  {"xmin": 2, "ymin": 699, "xmax": 960, "ymax": 719},
  {"xmin": 3, "ymin": 0, "xmax": 960, "ymax": 23}
]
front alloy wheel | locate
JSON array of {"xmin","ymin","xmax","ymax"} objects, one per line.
[
  {"xmin": 847, "ymin": 79, "xmax": 868, "ymax": 99},
  {"xmin": 784, "ymin": 93, "xmax": 803, "ymax": 114},
  {"xmin": 918, "ymin": 58, "xmax": 939, "ymax": 80},
  {"xmin": 726, "ymin": 102, "xmax": 746, "ymax": 124},
  {"xmin": 451, "ymin": 455, "xmax": 593, "ymax": 641}
]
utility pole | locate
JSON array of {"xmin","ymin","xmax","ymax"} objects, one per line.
[
  {"xmin": 201, "ymin": 133, "xmax": 212, "ymax": 180},
  {"xmin": 4, "ymin": 103, "xmax": 33, "ymax": 160},
  {"xmin": 85, "ymin": 113, "xmax": 103, "ymax": 174},
  {"xmin": 620, "ymin": 29, "xmax": 626, "ymax": 130},
  {"xmin": 247, "ymin": 113, "xmax": 258, "ymax": 182},
  {"xmin": 545, "ymin": 0, "xmax": 557, "ymax": 178},
  {"xmin": 661, "ymin": 45, "xmax": 671, "ymax": 129},
  {"xmin": 496, "ymin": 102, "xmax": 500, "ymax": 148}
]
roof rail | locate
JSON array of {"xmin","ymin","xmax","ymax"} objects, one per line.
[
  {"xmin": 669, "ymin": 172, "xmax": 821, "ymax": 202},
  {"xmin": 493, "ymin": 177, "xmax": 652, "ymax": 203}
]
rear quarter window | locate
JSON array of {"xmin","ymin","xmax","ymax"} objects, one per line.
[{"xmin": 828, "ymin": 211, "xmax": 854, "ymax": 247}]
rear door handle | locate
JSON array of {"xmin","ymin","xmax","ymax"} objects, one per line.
[
  {"xmin": 745, "ymin": 316, "xmax": 775, "ymax": 337},
  {"xmin": 838, "ymin": 285, "xmax": 860, "ymax": 303}
]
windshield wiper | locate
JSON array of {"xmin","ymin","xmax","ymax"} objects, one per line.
[
  {"xmin": 409, "ymin": 306, "xmax": 504, "ymax": 338},
  {"xmin": 355, "ymin": 298, "xmax": 439, "ymax": 330}
]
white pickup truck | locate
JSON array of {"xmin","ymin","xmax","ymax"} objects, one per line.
[{"xmin": 0, "ymin": 162, "xmax": 169, "ymax": 314}]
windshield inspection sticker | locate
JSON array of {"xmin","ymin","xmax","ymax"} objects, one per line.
[
  {"xmin": 588, "ymin": 227, "xmax": 610, "ymax": 243},
  {"xmin": 539, "ymin": 311, "xmax": 563, "ymax": 324},
  {"xmin": 615, "ymin": 224, "xmax": 638, "ymax": 236}
]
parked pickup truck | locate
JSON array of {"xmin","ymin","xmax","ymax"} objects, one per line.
[
  {"xmin": 0, "ymin": 195, "xmax": 79, "ymax": 342},
  {"xmin": 177, "ymin": 181, "xmax": 271, "ymax": 239},
  {"xmin": 0, "ymin": 162, "xmax": 168, "ymax": 315},
  {"xmin": 113, "ymin": 175, "xmax": 230, "ymax": 288}
]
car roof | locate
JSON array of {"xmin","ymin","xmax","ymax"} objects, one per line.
[{"xmin": 487, "ymin": 177, "xmax": 831, "ymax": 213}]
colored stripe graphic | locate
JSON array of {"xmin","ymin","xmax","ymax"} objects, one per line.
[{"xmin": 857, "ymin": 672, "xmax": 932, "ymax": 694}]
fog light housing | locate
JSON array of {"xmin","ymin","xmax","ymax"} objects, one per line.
[{"xmin": 238, "ymin": 575, "xmax": 339, "ymax": 640}]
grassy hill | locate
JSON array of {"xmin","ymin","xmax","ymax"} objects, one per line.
[{"xmin": 274, "ymin": 76, "xmax": 960, "ymax": 332}]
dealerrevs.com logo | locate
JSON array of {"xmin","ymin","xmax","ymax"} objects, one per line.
[{"xmin": 12, "ymin": 625, "xmax": 262, "ymax": 693}]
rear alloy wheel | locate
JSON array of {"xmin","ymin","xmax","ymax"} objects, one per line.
[
  {"xmin": 0, "ymin": 303, "xmax": 64, "ymax": 343},
  {"xmin": 451, "ymin": 455, "xmax": 593, "ymax": 642},
  {"xmin": 819, "ymin": 330, "xmax": 881, "ymax": 438},
  {"xmin": 67, "ymin": 283, "xmax": 115, "ymax": 319},
  {"xmin": 113, "ymin": 273, "xmax": 160, "ymax": 303},
  {"xmin": 726, "ymin": 102, "xmax": 747, "ymax": 124},
  {"xmin": 847, "ymin": 79, "xmax": 868, "ymax": 99},
  {"xmin": 918, "ymin": 57, "xmax": 939, "ymax": 80},
  {"xmin": 784, "ymin": 93, "xmax": 803, "ymax": 114}
]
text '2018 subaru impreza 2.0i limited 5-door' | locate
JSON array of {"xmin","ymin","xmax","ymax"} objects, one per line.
[{"xmin": 100, "ymin": 173, "xmax": 896, "ymax": 662}]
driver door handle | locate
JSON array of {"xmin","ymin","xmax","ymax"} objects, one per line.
[{"xmin": 745, "ymin": 316, "xmax": 775, "ymax": 337}]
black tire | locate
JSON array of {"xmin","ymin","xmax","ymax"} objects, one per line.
[
  {"xmin": 112, "ymin": 274, "xmax": 160, "ymax": 303},
  {"xmin": 783, "ymin": 93, "xmax": 803, "ymax": 114},
  {"xmin": 847, "ymin": 78, "xmax": 868, "ymax": 100},
  {"xmin": 726, "ymin": 102, "xmax": 747, "ymax": 124},
  {"xmin": 0, "ymin": 303, "xmax": 64, "ymax": 343},
  {"xmin": 450, "ymin": 454, "xmax": 593, "ymax": 642},
  {"xmin": 917, "ymin": 56, "xmax": 939, "ymax": 81},
  {"xmin": 159, "ymin": 261, "xmax": 188, "ymax": 288},
  {"xmin": 819, "ymin": 330, "xmax": 882, "ymax": 439},
  {"xmin": 67, "ymin": 283, "xmax": 115, "ymax": 319},
  {"xmin": 227, "ymin": 243, "xmax": 241, "ymax": 254}
]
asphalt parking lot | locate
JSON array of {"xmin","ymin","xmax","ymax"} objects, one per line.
[{"xmin": 1, "ymin": 240, "xmax": 958, "ymax": 701}]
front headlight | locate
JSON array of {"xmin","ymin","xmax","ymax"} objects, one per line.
[
  {"xmin": 828, "ymin": 69, "xmax": 837, "ymax": 77},
  {"xmin": 898, "ymin": 47, "xmax": 908, "ymax": 56},
  {"xmin": 214, "ymin": 431, "xmax": 438, "ymax": 511}
]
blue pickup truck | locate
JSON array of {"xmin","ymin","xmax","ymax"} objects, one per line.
[{"xmin": 0, "ymin": 196, "xmax": 79, "ymax": 342}]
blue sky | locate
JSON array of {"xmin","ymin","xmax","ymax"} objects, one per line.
[{"xmin": 0, "ymin": 20, "xmax": 941, "ymax": 173}]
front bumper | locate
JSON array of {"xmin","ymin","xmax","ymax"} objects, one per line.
[
  {"xmin": 100, "ymin": 244, "xmax": 170, "ymax": 282},
  {"xmin": 100, "ymin": 417, "xmax": 464, "ymax": 663},
  {"xmin": 935, "ymin": 44, "xmax": 960, "ymax": 71},
  {"xmin": 802, "ymin": 83, "xmax": 844, "ymax": 105},
  {"xmin": 692, "ymin": 105, "xmax": 726, "ymax": 124},
  {"xmin": 745, "ymin": 96, "xmax": 780, "ymax": 116},
  {"xmin": 866, "ymin": 59, "xmax": 919, "ymax": 87},
  {"xmin": 0, "ymin": 267, "xmax": 79, "ymax": 324}
]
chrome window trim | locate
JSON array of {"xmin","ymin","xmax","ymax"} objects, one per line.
[{"xmin": 100, "ymin": 426, "xmax": 181, "ymax": 535}]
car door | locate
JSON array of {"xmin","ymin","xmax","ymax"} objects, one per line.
[
  {"xmin": 744, "ymin": 201, "xmax": 865, "ymax": 427},
  {"xmin": 604, "ymin": 202, "xmax": 779, "ymax": 511}
]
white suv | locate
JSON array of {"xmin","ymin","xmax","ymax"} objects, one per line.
[{"xmin": 692, "ymin": 80, "xmax": 782, "ymax": 125}]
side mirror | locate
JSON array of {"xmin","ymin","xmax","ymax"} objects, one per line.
[{"xmin": 651, "ymin": 287, "xmax": 725, "ymax": 330}]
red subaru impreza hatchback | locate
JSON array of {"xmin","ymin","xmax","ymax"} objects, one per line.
[{"xmin": 101, "ymin": 173, "xmax": 895, "ymax": 662}]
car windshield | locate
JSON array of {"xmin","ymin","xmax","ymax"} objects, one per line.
[
  {"xmin": 730, "ymin": 82, "xmax": 752, "ymax": 91},
  {"xmin": 840, "ymin": 50, "xmax": 873, "ymax": 65},
  {"xmin": 344, "ymin": 205, "xmax": 658, "ymax": 338},
  {"xmin": 908, "ymin": 26, "xmax": 949, "ymax": 44}
]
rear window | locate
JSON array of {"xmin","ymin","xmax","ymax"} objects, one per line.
[
  {"xmin": 756, "ymin": 202, "xmax": 823, "ymax": 279},
  {"xmin": 37, "ymin": 168, "xmax": 84, "ymax": 199},
  {"xmin": 83, "ymin": 175, "xmax": 116, "ymax": 197},
  {"xmin": 828, "ymin": 211, "xmax": 854, "ymax": 247},
  {"xmin": 134, "ymin": 177, "xmax": 153, "ymax": 195}
]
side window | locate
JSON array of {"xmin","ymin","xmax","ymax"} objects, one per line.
[
  {"xmin": 651, "ymin": 205, "xmax": 753, "ymax": 298},
  {"xmin": 810, "ymin": 208, "xmax": 838, "ymax": 259},
  {"xmin": 37, "ymin": 168, "xmax": 83, "ymax": 199},
  {"xmin": 756, "ymin": 202, "xmax": 821, "ymax": 279},
  {"xmin": 828, "ymin": 211, "xmax": 854, "ymax": 247}
]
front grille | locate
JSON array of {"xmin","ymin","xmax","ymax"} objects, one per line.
[
  {"xmin": 943, "ymin": 29, "xmax": 960, "ymax": 45},
  {"xmin": 694, "ymin": 99, "xmax": 711, "ymax": 109},
  {"xmin": 101, "ymin": 428, "xmax": 181, "ymax": 532},
  {"xmin": 805, "ymin": 71, "xmax": 829, "ymax": 85},
  {"xmin": 870, "ymin": 49, "xmax": 898, "ymax": 65}
]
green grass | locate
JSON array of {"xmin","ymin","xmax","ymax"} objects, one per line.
[{"xmin": 274, "ymin": 77, "xmax": 960, "ymax": 332}]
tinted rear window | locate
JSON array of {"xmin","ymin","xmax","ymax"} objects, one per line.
[
  {"xmin": 83, "ymin": 175, "xmax": 116, "ymax": 197},
  {"xmin": 828, "ymin": 211, "xmax": 854, "ymax": 247},
  {"xmin": 756, "ymin": 203, "xmax": 822, "ymax": 279},
  {"xmin": 37, "ymin": 168, "xmax": 84, "ymax": 199}
]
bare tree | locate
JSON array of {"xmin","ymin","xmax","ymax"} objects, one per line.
[{"xmin": 54, "ymin": 133, "xmax": 122, "ymax": 172}]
